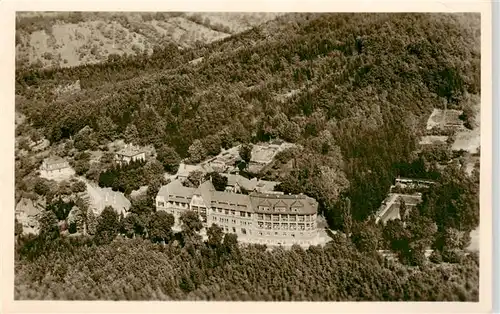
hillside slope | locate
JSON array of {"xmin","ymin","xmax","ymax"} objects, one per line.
[
  {"xmin": 15, "ymin": 12, "xmax": 281, "ymax": 69},
  {"xmin": 16, "ymin": 12, "xmax": 480, "ymax": 223}
]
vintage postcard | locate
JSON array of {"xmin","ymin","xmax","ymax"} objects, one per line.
[{"xmin": 0, "ymin": 0, "xmax": 493, "ymax": 313}]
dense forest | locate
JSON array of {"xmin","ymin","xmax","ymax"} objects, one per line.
[
  {"xmin": 15, "ymin": 205, "xmax": 479, "ymax": 301},
  {"xmin": 14, "ymin": 12, "xmax": 481, "ymax": 301}
]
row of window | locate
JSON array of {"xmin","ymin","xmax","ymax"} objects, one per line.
[
  {"xmin": 257, "ymin": 222, "xmax": 314, "ymax": 230},
  {"xmin": 256, "ymin": 231, "xmax": 314, "ymax": 238},
  {"xmin": 211, "ymin": 207, "xmax": 252, "ymax": 217},
  {"xmin": 213, "ymin": 216, "xmax": 253, "ymax": 226},
  {"xmin": 157, "ymin": 201, "xmax": 190, "ymax": 208},
  {"xmin": 257, "ymin": 213, "xmax": 312, "ymax": 221},
  {"xmin": 258, "ymin": 205, "xmax": 302, "ymax": 212},
  {"xmin": 220, "ymin": 225, "xmax": 250, "ymax": 235}
]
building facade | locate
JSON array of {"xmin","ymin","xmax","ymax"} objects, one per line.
[{"xmin": 156, "ymin": 180, "xmax": 320, "ymax": 247}]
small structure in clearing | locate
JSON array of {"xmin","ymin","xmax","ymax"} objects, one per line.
[
  {"xmin": 426, "ymin": 108, "xmax": 464, "ymax": 131},
  {"xmin": 115, "ymin": 144, "xmax": 146, "ymax": 165}
]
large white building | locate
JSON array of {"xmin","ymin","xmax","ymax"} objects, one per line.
[{"xmin": 156, "ymin": 179, "xmax": 321, "ymax": 247}]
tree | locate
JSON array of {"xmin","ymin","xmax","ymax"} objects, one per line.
[
  {"xmin": 223, "ymin": 233, "xmax": 239, "ymax": 256},
  {"xmin": 204, "ymin": 172, "xmax": 228, "ymax": 191},
  {"xmin": 71, "ymin": 181, "xmax": 87, "ymax": 194},
  {"xmin": 149, "ymin": 211, "xmax": 175, "ymax": 243},
  {"xmin": 67, "ymin": 206, "xmax": 84, "ymax": 234},
  {"xmin": 95, "ymin": 206, "xmax": 120, "ymax": 245},
  {"xmin": 156, "ymin": 145, "xmax": 181, "ymax": 173},
  {"xmin": 180, "ymin": 210, "xmax": 203, "ymax": 235},
  {"xmin": 187, "ymin": 139, "xmax": 207, "ymax": 164},
  {"xmin": 38, "ymin": 210, "xmax": 59, "ymax": 240},
  {"xmin": 239, "ymin": 143, "xmax": 252, "ymax": 165},
  {"xmin": 15, "ymin": 218, "xmax": 23, "ymax": 236},
  {"xmin": 341, "ymin": 197, "xmax": 352, "ymax": 236},
  {"xmin": 351, "ymin": 221, "xmax": 379, "ymax": 254},
  {"xmin": 185, "ymin": 170, "xmax": 204, "ymax": 188},
  {"xmin": 34, "ymin": 179, "xmax": 51, "ymax": 196},
  {"xmin": 418, "ymin": 162, "xmax": 479, "ymax": 232},
  {"xmin": 203, "ymin": 134, "xmax": 222, "ymax": 156},
  {"xmin": 207, "ymin": 224, "xmax": 224, "ymax": 247},
  {"xmin": 399, "ymin": 199, "xmax": 409, "ymax": 222}
]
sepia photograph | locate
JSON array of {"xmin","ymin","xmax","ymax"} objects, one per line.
[{"xmin": 1, "ymin": 1, "xmax": 494, "ymax": 312}]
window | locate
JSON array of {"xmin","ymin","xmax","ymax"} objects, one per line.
[
  {"xmin": 225, "ymin": 209, "xmax": 229, "ymax": 215},
  {"xmin": 281, "ymin": 214, "xmax": 288, "ymax": 221},
  {"xmin": 305, "ymin": 215, "xmax": 310, "ymax": 221},
  {"xmin": 232, "ymin": 219, "xmax": 236, "ymax": 224},
  {"xmin": 290, "ymin": 224, "xmax": 297, "ymax": 230},
  {"xmin": 231, "ymin": 210, "xmax": 236, "ymax": 215},
  {"xmin": 158, "ymin": 201, "xmax": 165, "ymax": 207},
  {"xmin": 241, "ymin": 228, "xmax": 247, "ymax": 235},
  {"xmin": 218, "ymin": 208, "xmax": 222, "ymax": 213},
  {"xmin": 281, "ymin": 223, "xmax": 289, "ymax": 230},
  {"xmin": 272, "ymin": 214, "xmax": 279, "ymax": 221},
  {"xmin": 265, "ymin": 214, "xmax": 271, "ymax": 221},
  {"xmin": 258, "ymin": 232, "xmax": 263, "ymax": 236},
  {"xmin": 298, "ymin": 215, "xmax": 305, "ymax": 222},
  {"xmin": 247, "ymin": 212, "xmax": 251, "ymax": 217},
  {"xmin": 299, "ymin": 223, "xmax": 305, "ymax": 230},
  {"xmin": 258, "ymin": 214, "xmax": 264, "ymax": 220},
  {"xmin": 273, "ymin": 223, "xmax": 279, "ymax": 229},
  {"xmin": 240, "ymin": 211, "xmax": 246, "ymax": 217},
  {"xmin": 265, "ymin": 222, "xmax": 272, "ymax": 229},
  {"xmin": 291, "ymin": 233, "xmax": 295, "ymax": 237},
  {"xmin": 292, "ymin": 207, "xmax": 299, "ymax": 212},
  {"xmin": 232, "ymin": 227, "xmax": 236, "ymax": 233},
  {"xmin": 289, "ymin": 215, "xmax": 296, "ymax": 222},
  {"xmin": 275, "ymin": 232, "xmax": 278, "ymax": 236}
]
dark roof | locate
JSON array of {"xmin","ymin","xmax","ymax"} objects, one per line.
[{"xmin": 249, "ymin": 193, "xmax": 317, "ymax": 214}]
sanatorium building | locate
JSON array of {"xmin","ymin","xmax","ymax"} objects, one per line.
[{"xmin": 155, "ymin": 179, "xmax": 321, "ymax": 247}]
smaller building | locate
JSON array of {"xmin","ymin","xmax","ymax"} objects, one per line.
[
  {"xmin": 15, "ymin": 198, "xmax": 45, "ymax": 235},
  {"xmin": 115, "ymin": 144, "xmax": 146, "ymax": 165},
  {"xmin": 222, "ymin": 174, "xmax": 280, "ymax": 194},
  {"xmin": 394, "ymin": 177, "xmax": 435, "ymax": 189},
  {"xmin": 39, "ymin": 156, "xmax": 75, "ymax": 181},
  {"xmin": 41, "ymin": 156, "xmax": 70, "ymax": 174}
]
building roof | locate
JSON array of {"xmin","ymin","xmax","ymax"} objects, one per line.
[
  {"xmin": 158, "ymin": 180, "xmax": 196, "ymax": 204},
  {"xmin": 176, "ymin": 163, "xmax": 203, "ymax": 178},
  {"xmin": 249, "ymin": 193, "xmax": 317, "ymax": 215},
  {"xmin": 84, "ymin": 182, "xmax": 131, "ymax": 216},
  {"xmin": 194, "ymin": 180, "xmax": 215, "ymax": 205},
  {"xmin": 44, "ymin": 156, "xmax": 67, "ymax": 166},
  {"xmin": 156, "ymin": 180, "xmax": 318, "ymax": 214},
  {"xmin": 221, "ymin": 174, "xmax": 279, "ymax": 193},
  {"xmin": 211, "ymin": 191, "xmax": 252, "ymax": 211},
  {"xmin": 116, "ymin": 145, "xmax": 145, "ymax": 157},
  {"xmin": 15, "ymin": 198, "xmax": 43, "ymax": 217}
]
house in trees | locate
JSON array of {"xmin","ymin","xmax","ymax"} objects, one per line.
[
  {"xmin": 156, "ymin": 179, "xmax": 322, "ymax": 247},
  {"xmin": 15, "ymin": 198, "xmax": 45, "ymax": 235},
  {"xmin": 39, "ymin": 156, "xmax": 75, "ymax": 181},
  {"xmin": 82, "ymin": 182, "xmax": 131, "ymax": 216},
  {"xmin": 115, "ymin": 144, "xmax": 146, "ymax": 165}
]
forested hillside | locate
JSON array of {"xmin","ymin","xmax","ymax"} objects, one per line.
[{"xmin": 16, "ymin": 12, "xmax": 480, "ymax": 224}]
